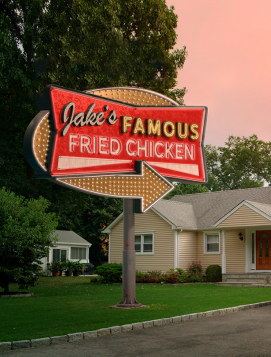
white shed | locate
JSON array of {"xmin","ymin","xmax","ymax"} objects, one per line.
[{"xmin": 41, "ymin": 230, "xmax": 92, "ymax": 271}]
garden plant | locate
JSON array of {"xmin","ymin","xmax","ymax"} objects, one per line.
[
  {"xmin": 205, "ymin": 264, "xmax": 222, "ymax": 282},
  {"xmin": 187, "ymin": 261, "xmax": 203, "ymax": 282},
  {"xmin": 95, "ymin": 263, "xmax": 122, "ymax": 283}
]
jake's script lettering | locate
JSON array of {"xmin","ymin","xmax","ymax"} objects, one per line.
[{"xmin": 61, "ymin": 102, "xmax": 118, "ymax": 136}]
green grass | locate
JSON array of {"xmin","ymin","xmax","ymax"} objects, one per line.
[{"xmin": 1, "ymin": 277, "xmax": 271, "ymax": 342}]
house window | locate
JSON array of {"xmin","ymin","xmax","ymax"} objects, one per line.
[
  {"xmin": 71, "ymin": 247, "xmax": 87, "ymax": 260},
  {"xmin": 53, "ymin": 249, "xmax": 67, "ymax": 261},
  {"xmin": 135, "ymin": 233, "xmax": 154, "ymax": 254},
  {"xmin": 205, "ymin": 233, "xmax": 220, "ymax": 254}
]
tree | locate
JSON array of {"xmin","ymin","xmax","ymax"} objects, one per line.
[
  {"xmin": 0, "ymin": 0, "xmax": 187, "ymax": 262},
  {"xmin": 165, "ymin": 182, "xmax": 209, "ymax": 199},
  {"xmin": 0, "ymin": 189, "xmax": 58, "ymax": 293},
  {"xmin": 65, "ymin": 196, "xmax": 123, "ymax": 267},
  {"xmin": 205, "ymin": 135, "xmax": 271, "ymax": 191}
]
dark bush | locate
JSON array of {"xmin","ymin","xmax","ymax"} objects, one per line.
[
  {"xmin": 136, "ymin": 271, "xmax": 148, "ymax": 283},
  {"xmin": 95, "ymin": 263, "xmax": 122, "ymax": 283},
  {"xmin": 175, "ymin": 268, "xmax": 189, "ymax": 283},
  {"xmin": 136, "ymin": 270, "xmax": 162, "ymax": 283},
  {"xmin": 162, "ymin": 269, "xmax": 178, "ymax": 283},
  {"xmin": 205, "ymin": 265, "xmax": 222, "ymax": 282},
  {"xmin": 162, "ymin": 268, "xmax": 189, "ymax": 283}
]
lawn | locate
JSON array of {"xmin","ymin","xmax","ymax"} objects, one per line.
[{"xmin": 1, "ymin": 277, "xmax": 271, "ymax": 342}]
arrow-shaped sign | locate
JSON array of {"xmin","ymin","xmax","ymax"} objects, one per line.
[
  {"xmin": 24, "ymin": 86, "xmax": 207, "ymax": 213},
  {"xmin": 56, "ymin": 161, "xmax": 173, "ymax": 213},
  {"xmin": 31, "ymin": 85, "xmax": 207, "ymax": 183},
  {"xmin": 24, "ymin": 108, "xmax": 174, "ymax": 213}
]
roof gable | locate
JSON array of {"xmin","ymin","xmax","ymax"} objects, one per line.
[{"xmin": 213, "ymin": 201, "xmax": 271, "ymax": 228}]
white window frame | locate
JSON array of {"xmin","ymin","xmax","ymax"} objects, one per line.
[
  {"xmin": 204, "ymin": 231, "xmax": 221, "ymax": 254},
  {"xmin": 70, "ymin": 247, "xmax": 87, "ymax": 260},
  {"xmin": 135, "ymin": 232, "xmax": 154, "ymax": 255},
  {"xmin": 52, "ymin": 248, "xmax": 68, "ymax": 261}
]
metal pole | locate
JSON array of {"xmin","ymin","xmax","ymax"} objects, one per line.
[{"xmin": 116, "ymin": 199, "xmax": 142, "ymax": 308}]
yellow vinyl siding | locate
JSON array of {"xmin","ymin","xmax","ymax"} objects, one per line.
[
  {"xmin": 195, "ymin": 230, "xmax": 246, "ymax": 272},
  {"xmin": 196, "ymin": 232, "xmax": 221, "ymax": 271},
  {"xmin": 225, "ymin": 229, "xmax": 246, "ymax": 273},
  {"xmin": 179, "ymin": 231, "xmax": 197, "ymax": 270},
  {"xmin": 217, "ymin": 205, "xmax": 271, "ymax": 228},
  {"xmin": 109, "ymin": 217, "xmax": 124, "ymax": 264},
  {"xmin": 110, "ymin": 209, "xmax": 174, "ymax": 273}
]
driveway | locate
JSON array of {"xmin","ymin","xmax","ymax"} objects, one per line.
[{"xmin": 2, "ymin": 305, "xmax": 271, "ymax": 357}]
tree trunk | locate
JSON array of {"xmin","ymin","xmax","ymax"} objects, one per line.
[{"xmin": 4, "ymin": 282, "xmax": 9, "ymax": 294}]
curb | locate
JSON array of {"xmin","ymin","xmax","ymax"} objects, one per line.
[
  {"xmin": 0, "ymin": 293, "xmax": 34, "ymax": 299},
  {"xmin": 1, "ymin": 300, "xmax": 271, "ymax": 352}
]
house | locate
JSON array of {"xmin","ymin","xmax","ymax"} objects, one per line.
[
  {"xmin": 40, "ymin": 230, "xmax": 92, "ymax": 271},
  {"xmin": 103, "ymin": 187, "xmax": 271, "ymax": 275}
]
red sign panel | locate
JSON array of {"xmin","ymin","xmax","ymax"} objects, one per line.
[{"xmin": 42, "ymin": 86, "xmax": 207, "ymax": 182}]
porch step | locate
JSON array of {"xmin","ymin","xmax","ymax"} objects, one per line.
[
  {"xmin": 221, "ymin": 273, "xmax": 271, "ymax": 287},
  {"xmin": 226, "ymin": 278, "xmax": 267, "ymax": 283}
]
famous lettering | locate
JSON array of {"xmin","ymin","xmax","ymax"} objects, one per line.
[{"xmin": 61, "ymin": 102, "xmax": 199, "ymax": 141}]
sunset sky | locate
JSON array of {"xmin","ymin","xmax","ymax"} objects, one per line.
[{"xmin": 166, "ymin": 0, "xmax": 271, "ymax": 147}]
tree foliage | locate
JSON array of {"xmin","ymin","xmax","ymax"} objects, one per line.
[
  {"xmin": 165, "ymin": 182, "xmax": 209, "ymax": 199},
  {"xmin": 0, "ymin": 189, "xmax": 58, "ymax": 293},
  {"xmin": 205, "ymin": 135, "xmax": 271, "ymax": 191},
  {"xmin": 0, "ymin": 0, "xmax": 186, "ymax": 263},
  {"xmin": 71, "ymin": 196, "xmax": 123, "ymax": 267}
]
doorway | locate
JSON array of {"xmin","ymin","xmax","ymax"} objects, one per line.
[{"xmin": 256, "ymin": 230, "xmax": 271, "ymax": 270}]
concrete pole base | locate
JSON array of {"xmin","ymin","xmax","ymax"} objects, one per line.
[{"xmin": 115, "ymin": 302, "xmax": 142, "ymax": 309}]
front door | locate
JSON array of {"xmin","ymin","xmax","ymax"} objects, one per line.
[{"xmin": 256, "ymin": 230, "xmax": 271, "ymax": 270}]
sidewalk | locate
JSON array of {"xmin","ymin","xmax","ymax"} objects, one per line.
[{"xmin": 2, "ymin": 304, "xmax": 271, "ymax": 357}]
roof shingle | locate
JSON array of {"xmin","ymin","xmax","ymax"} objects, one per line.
[{"xmin": 153, "ymin": 187, "xmax": 271, "ymax": 229}]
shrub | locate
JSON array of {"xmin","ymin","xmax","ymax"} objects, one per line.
[
  {"xmin": 136, "ymin": 271, "xmax": 162, "ymax": 283},
  {"xmin": 136, "ymin": 271, "xmax": 148, "ymax": 283},
  {"xmin": 63, "ymin": 260, "xmax": 75, "ymax": 272},
  {"xmin": 49, "ymin": 260, "xmax": 65, "ymax": 273},
  {"xmin": 189, "ymin": 274, "xmax": 204, "ymax": 282},
  {"xmin": 162, "ymin": 269, "xmax": 178, "ymax": 283},
  {"xmin": 187, "ymin": 261, "xmax": 203, "ymax": 282},
  {"xmin": 205, "ymin": 265, "xmax": 222, "ymax": 282},
  {"xmin": 89, "ymin": 276, "xmax": 103, "ymax": 283},
  {"xmin": 72, "ymin": 261, "xmax": 85, "ymax": 272},
  {"xmin": 161, "ymin": 268, "xmax": 188, "ymax": 283},
  {"xmin": 95, "ymin": 263, "xmax": 122, "ymax": 283},
  {"xmin": 175, "ymin": 268, "xmax": 189, "ymax": 283},
  {"xmin": 188, "ymin": 261, "xmax": 202, "ymax": 275},
  {"xmin": 147, "ymin": 270, "xmax": 162, "ymax": 277}
]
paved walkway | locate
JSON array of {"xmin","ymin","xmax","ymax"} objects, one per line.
[{"xmin": 2, "ymin": 305, "xmax": 271, "ymax": 357}]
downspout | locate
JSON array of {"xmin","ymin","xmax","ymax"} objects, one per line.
[
  {"xmin": 108, "ymin": 234, "xmax": 111, "ymax": 264},
  {"xmin": 174, "ymin": 229, "xmax": 182, "ymax": 269},
  {"xmin": 221, "ymin": 230, "xmax": 226, "ymax": 274}
]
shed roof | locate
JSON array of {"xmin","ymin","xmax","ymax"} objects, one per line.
[{"xmin": 51, "ymin": 230, "xmax": 91, "ymax": 246}]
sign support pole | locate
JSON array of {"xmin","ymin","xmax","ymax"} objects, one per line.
[{"xmin": 116, "ymin": 199, "xmax": 142, "ymax": 308}]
